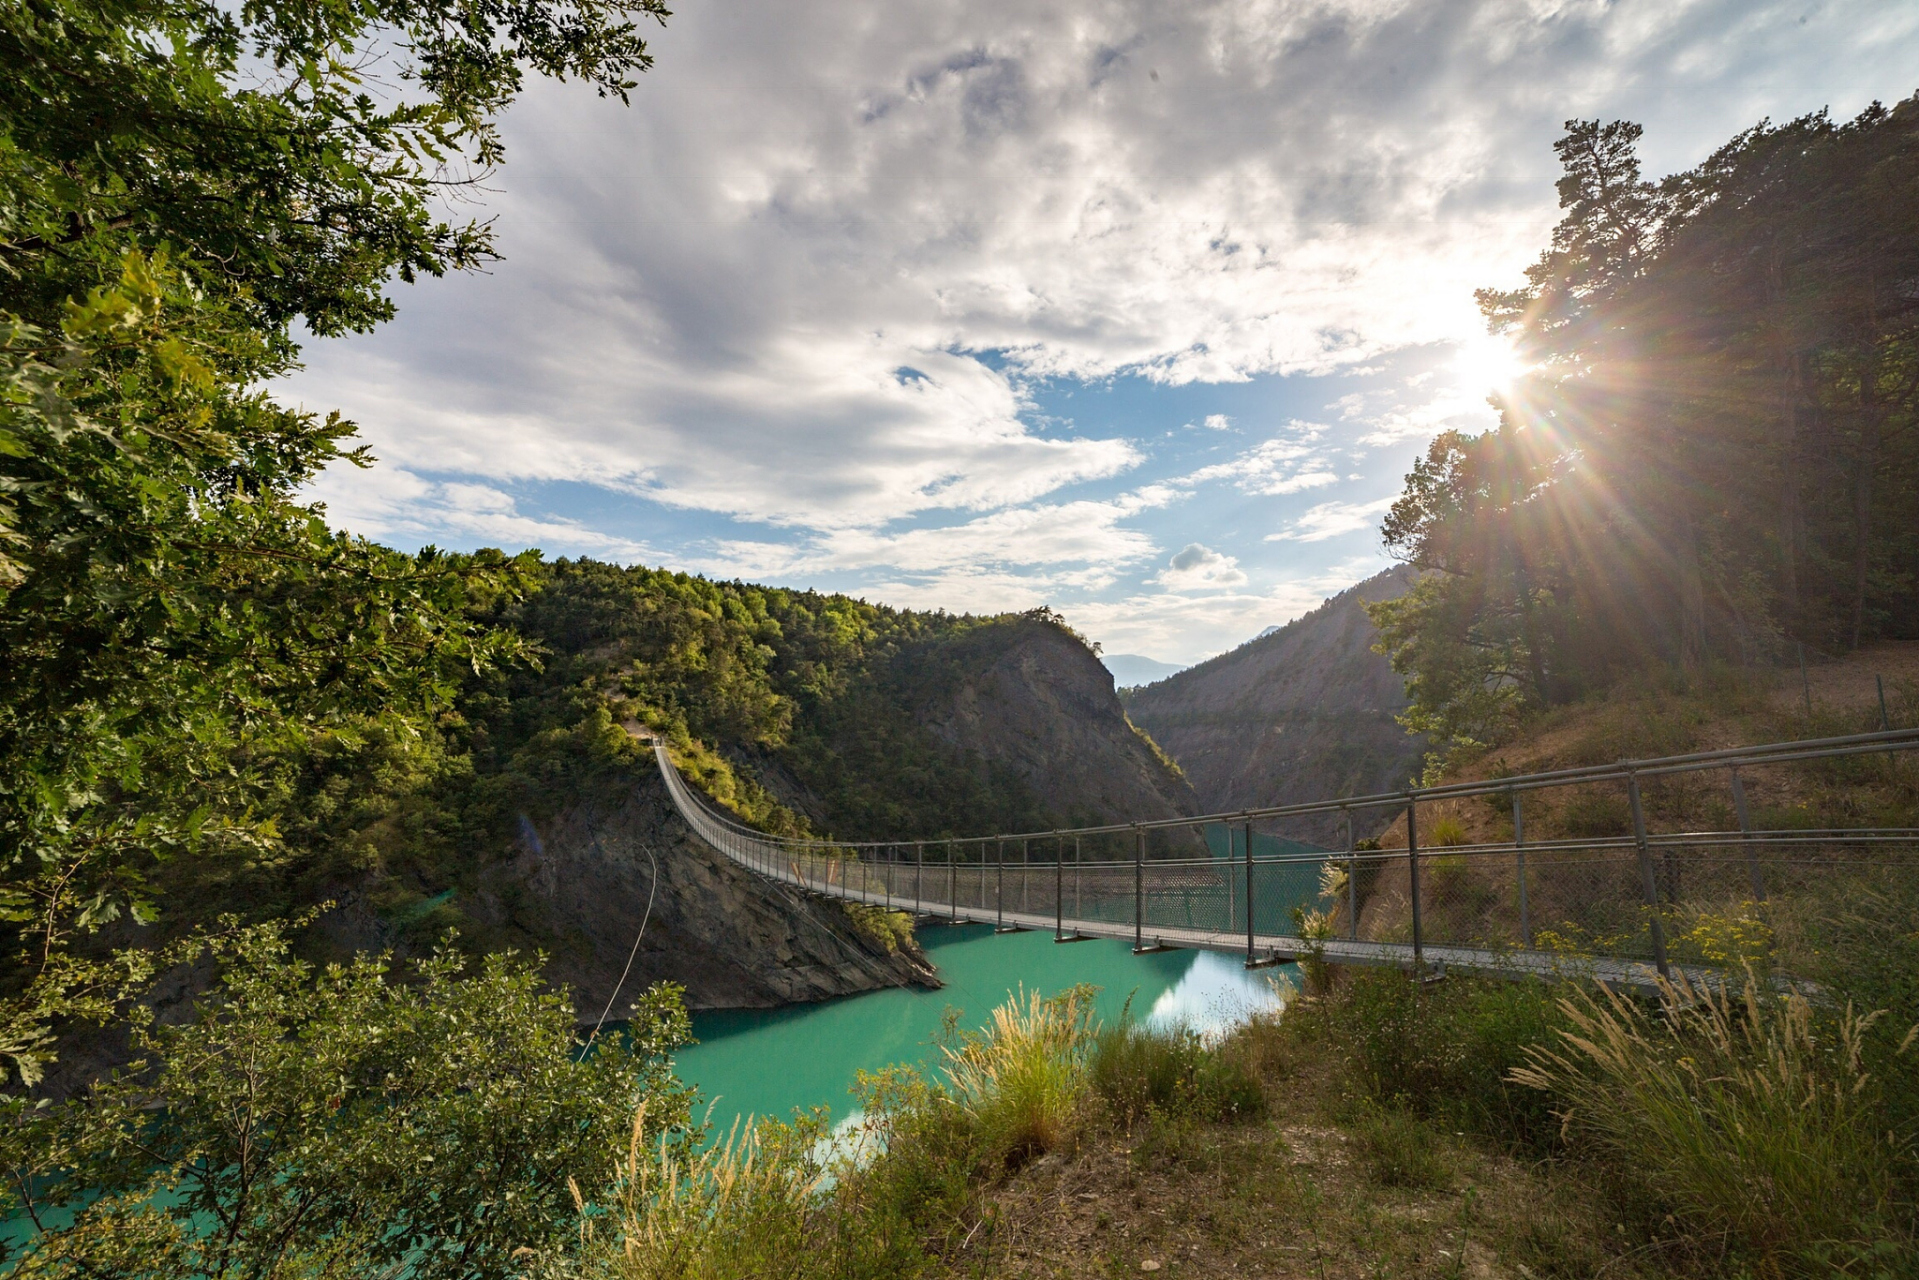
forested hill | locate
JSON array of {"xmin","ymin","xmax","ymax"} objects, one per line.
[
  {"xmin": 482, "ymin": 559, "xmax": 1198, "ymax": 847},
  {"xmin": 114, "ymin": 557, "xmax": 1195, "ymax": 970},
  {"xmin": 1124, "ymin": 567, "xmax": 1424, "ymax": 845},
  {"xmin": 25, "ymin": 556, "xmax": 1200, "ymax": 1080},
  {"xmin": 1372, "ymin": 96, "xmax": 1919, "ymax": 762}
]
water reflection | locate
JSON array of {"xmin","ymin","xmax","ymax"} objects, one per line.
[
  {"xmin": 1145, "ymin": 950, "xmax": 1290, "ymax": 1040},
  {"xmin": 675, "ymin": 924, "xmax": 1295, "ymax": 1133}
]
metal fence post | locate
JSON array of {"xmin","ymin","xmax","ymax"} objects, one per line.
[
  {"xmin": 1074, "ymin": 835, "xmax": 1082, "ymax": 921},
  {"xmin": 996, "ymin": 839, "xmax": 1004, "ymax": 930},
  {"xmin": 1513, "ymin": 791, "xmax": 1531, "ymax": 948},
  {"xmin": 1407, "ymin": 797, "xmax": 1423, "ymax": 972},
  {"xmin": 1730, "ymin": 770, "xmax": 1766, "ymax": 903},
  {"xmin": 916, "ymin": 842, "xmax": 924, "ymax": 916},
  {"xmin": 1226, "ymin": 824, "xmax": 1236, "ymax": 935},
  {"xmin": 1021, "ymin": 838, "xmax": 1030, "ymax": 914},
  {"xmin": 1628, "ymin": 772, "xmax": 1671, "ymax": 979},
  {"xmin": 1244, "ymin": 818, "xmax": 1256, "ymax": 965},
  {"xmin": 1053, "ymin": 833, "xmax": 1063, "ymax": 940},
  {"xmin": 947, "ymin": 840, "xmax": 957, "ymax": 922},
  {"xmin": 1344, "ymin": 808, "xmax": 1357, "ymax": 941},
  {"xmin": 1132, "ymin": 824, "xmax": 1144, "ymax": 953}
]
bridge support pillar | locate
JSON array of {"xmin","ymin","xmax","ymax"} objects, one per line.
[
  {"xmin": 1243, "ymin": 818, "xmax": 1256, "ymax": 968},
  {"xmin": 1407, "ymin": 798, "xmax": 1423, "ymax": 974},
  {"xmin": 1628, "ymin": 772, "xmax": 1671, "ymax": 980},
  {"xmin": 1131, "ymin": 825, "xmax": 1145, "ymax": 953}
]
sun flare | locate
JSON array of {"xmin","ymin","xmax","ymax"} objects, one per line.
[{"xmin": 1453, "ymin": 334, "xmax": 1527, "ymax": 395}]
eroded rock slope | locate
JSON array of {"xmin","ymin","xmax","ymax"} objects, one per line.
[{"xmin": 1124, "ymin": 567, "xmax": 1426, "ymax": 845}]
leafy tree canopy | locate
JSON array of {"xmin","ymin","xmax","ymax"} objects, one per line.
[
  {"xmin": 0, "ymin": 0, "xmax": 667, "ymax": 1085},
  {"xmin": 1372, "ymin": 98, "xmax": 1919, "ymax": 756},
  {"xmin": 0, "ymin": 920, "xmax": 695, "ymax": 1278}
]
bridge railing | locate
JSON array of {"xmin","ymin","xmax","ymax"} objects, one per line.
[{"xmin": 653, "ymin": 729, "xmax": 1919, "ymax": 980}]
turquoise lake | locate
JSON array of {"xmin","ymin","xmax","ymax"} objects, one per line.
[{"xmin": 674, "ymin": 923, "xmax": 1293, "ymax": 1133}]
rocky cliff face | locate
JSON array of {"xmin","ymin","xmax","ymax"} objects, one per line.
[
  {"xmin": 1124, "ymin": 567, "xmax": 1426, "ymax": 846},
  {"xmin": 463, "ymin": 767, "xmax": 938, "ymax": 1015},
  {"xmin": 479, "ymin": 615, "xmax": 1193, "ymax": 1018},
  {"xmin": 919, "ymin": 620, "xmax": 1199, "ymax": 826},
  {"xmin": 36, "ymin": 768, "xmax": 931, "ymax": 1101}
]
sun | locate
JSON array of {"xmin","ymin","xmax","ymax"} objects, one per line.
[{"xmin": 1453, "ymin": 334, "xmax": 1527, "ymax": 396}]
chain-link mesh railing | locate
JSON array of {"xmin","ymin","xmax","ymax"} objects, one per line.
[{"xmin": 652, "ymin": 729, "xmax": 1919, "ymax": 985}]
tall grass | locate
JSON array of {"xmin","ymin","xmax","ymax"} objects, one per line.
[
  {"xmin": 563, "ymin": 1105, "xmax": 838, "ymax": 1280},
  {"xmin": 939, "ymin": 984, "xmax": 1098, "ymax": 1169},
  {"xmin": 1087, "ymin": 1014, "xmax": 1265, "ymax": 1126},
  {"xmin": 1510, "ymin": 972, "xmax": 1915, "ymax": 1274}
]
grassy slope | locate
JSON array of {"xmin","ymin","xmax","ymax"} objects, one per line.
[
  {"xmin": 1393, "ymin": 641, "xmax": 1919, "ymax": 845},
  {"xmin": 862, "ymin": 654, "xmax": 1919, "ymax": 1280},
  {"xmin": 949, "ymin": 1047, "xmax": 1616, "ymax": 1280}
]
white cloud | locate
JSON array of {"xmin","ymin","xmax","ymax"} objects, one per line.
[
  {"xmin": 275, "ymin": 0, "xmax": 1919, "ymax": 653},
  {"xmin": 719, "ymin": 497, "xmax": 1160, "ymax": 576},
  {"xmin": 1183, "ymin": 422, "xmax": 1339, "ymax": 495},
  {"xmin": 308, "ymin": 465, "xmax": 654, "ymax": 559},
  {"xmin": 1153, "ymin": 543, "xmax": 1248, "ymax": 590},
  {"xmin": 1066, "ymin": 556, "xmax": 1387, "ymax": 663},
  {"xmin": 290, "ymin": 0, "xmax": 1919, "ymax": 539},
  {"xmin": 1265, "ymin": 497, "xmax": 1398, "ymax": 544}
]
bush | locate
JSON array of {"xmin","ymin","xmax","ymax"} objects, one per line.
[
  {"xmin": 568, "ymin": 1111, "xmax": 825, "ymax": 1280},
  {"xmin": 1088, "ymin": 1018, "xmax": 1264, "ymax": 1127},
  {"xmin": 2, "ymin": 921, "xmax": 695, "ymax": 1280},
  {"xmin": 1318, "ymin": 968, "xmax": 1564, "ymax": 1153},
  {"xmin": 843, "ymin": 903, "xmax": 916, "ymax": 953},
  {"xmin": 938, "ymin": 985, "xmax": 1097, "ymax": 1170},
  {"xmin": 1511, "ymin": 973, "xmax": 1915, "ymax": 1273},
  {"xmin": 561, "ymin": 1108, "xmax": 926, "ymax": 1280},
  {"xmin": 1797, "ymin": 869, "xmax": 1919, "ymax": 1184},
  {"xmin": 844, "ymin": 1064, "xmax": 983, "ymax": 1260}
]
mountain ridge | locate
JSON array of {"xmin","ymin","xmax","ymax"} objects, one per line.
[{"xmin": 1124, "ymin": 566, "xmax": 1426, "ymax": 845}]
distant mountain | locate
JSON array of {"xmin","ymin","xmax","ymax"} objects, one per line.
[
  {"xmin": 1123, "ymin": 566, "xmax": 1426, "ymax": 845},
  {"xmin": 1101, "ymin": 652, "xmax": 1188, "ymax": 688}
]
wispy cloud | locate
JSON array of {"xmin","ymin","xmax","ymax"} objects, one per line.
[
  {"xmin": 277, "ymin": 0, "xmax": 1919, "ymax": 656},
  {"xmin": 1266, "ymin": 497, "xmax": 1398, "ymax": 544},
  {"xmin": 308, "ymin": 466, "xmax": 654, "ymax": 559},
  {"xmin": 1182, "ymin": 422, "xmax": 1340, "ymax": 496}
]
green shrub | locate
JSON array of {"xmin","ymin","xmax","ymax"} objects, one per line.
[
  {"xmin": 2, "ymin": 921, "xmax": 695, "ymax": 1280},
  {"xmin": 1319, "ymin": 968, "xmax": 1564, "ymax": 1152},
  {"xmin": 939, "ymin": 985, "xmax": 1097, "ymax": 1170},
  {"xmin": 1088, "ymin": 1018, "xmax": 1264, "ymax": 1127},
  {"xmin": 845, "ymin": 1063, "xmax": 982, "ymax": 1256},
  {"xmin": 843, "ymin": 903, "xmax": 916, "ymax": 953},
  {"xmin": 1511, "ymin": 973, "xmax": 1914, "ymax": 1273}
]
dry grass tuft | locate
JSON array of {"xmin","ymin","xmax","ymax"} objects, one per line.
[{"xmin": 1511, "ymin": 971, "xmax": 1913, "ymax": 1273}]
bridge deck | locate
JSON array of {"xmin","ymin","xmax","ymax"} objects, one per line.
[
  {"xmin": 742, "ymin": 830, "xmax": 1676, "ymax": 991},
  {"xmin": 643, "ymin": 736, "xmax": 1785, "ymax": 994}
]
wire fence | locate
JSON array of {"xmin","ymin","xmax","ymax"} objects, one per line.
[{"xmin": 654, "ymin": 728, "xmax": 1919, "ymax": 983}]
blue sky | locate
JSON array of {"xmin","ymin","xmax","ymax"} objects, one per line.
[{"xmin": 286, "ymin": 0, "xmax": 1919, "ymax": 665}]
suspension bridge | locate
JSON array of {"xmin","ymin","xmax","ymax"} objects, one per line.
[{"xmin": 646, "ymin": 727, "xmax": 1919, "ymax": 990}]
